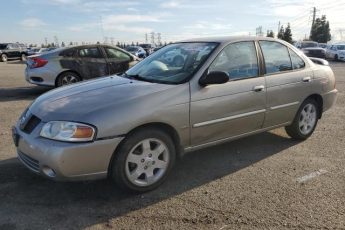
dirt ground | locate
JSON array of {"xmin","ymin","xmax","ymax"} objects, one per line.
[{"xmin": 0, "ymin": 60, "xmax": 344, "ymax": 230}]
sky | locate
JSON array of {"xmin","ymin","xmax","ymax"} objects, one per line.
[{"xmin": 1, "ymin": 0, "xmax": 344, "ymax": 45}]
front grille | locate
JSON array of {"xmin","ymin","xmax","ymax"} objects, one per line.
[
  {"xmin": 21, "ymin": 115, "xmax": 41, "ymax": 134},
  {"xmin": 18, "ymin": 151, "xmax": 40, "ymax": 173}
]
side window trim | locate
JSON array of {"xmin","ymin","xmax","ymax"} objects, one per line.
[{"xmin": 288, "ymin": 48, "xmax": 306, "ymax": 71}]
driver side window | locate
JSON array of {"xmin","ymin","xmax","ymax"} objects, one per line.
[{"xmin": 209, "ymin": 42, "xmax": 259, "ymax": 80}]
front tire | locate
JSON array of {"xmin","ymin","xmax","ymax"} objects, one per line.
[
  {"xmin": 1, "ymin": 54, "xmax": 7, "ymax": 62},
  {"xmin": 335, "ymin": 54, "xmax": 339, "ymax": 61},
  {"xmin": 111, "ymin": 128, "xmax": 176, "ymax": 193},
  {"xmin": 285, "ymin": 99, "xmax": 319, "ymax": 140}
]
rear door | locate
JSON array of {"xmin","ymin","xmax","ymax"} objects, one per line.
[
  {"xmin": 259, "ymin": 41, "xmax": 312, "ymax": 127},
  {"xmin": 102, "ymin": 46, "xmax": 134, "ymax": 75},
  {"xmin": 75, "ymin": 46, "xmax": 109, "ymax": 79},
  {"xmin": 190, "ymin": 41, "xmax": 266, "ymax": 146}
]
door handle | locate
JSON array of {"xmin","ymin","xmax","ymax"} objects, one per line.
[
  {"xmin": 302, "ymin": 77, "xmax": 311, "ymax": 82},
  {"xmin": 253, "ymin": 85, "xmax": 265, "ymax": 92}
]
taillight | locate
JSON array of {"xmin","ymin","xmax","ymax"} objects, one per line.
[{"xmin": 29, "ymin": 57, "xmax": 48, "ymax": 68}]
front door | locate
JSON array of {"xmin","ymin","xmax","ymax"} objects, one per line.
[{"xmin": 190, "ymin": 41, "xmax": 266, "ymax": 146}]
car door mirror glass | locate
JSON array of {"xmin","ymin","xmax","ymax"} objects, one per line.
[{"xmin": 199, "ymin": 71, "xmax": 229, "ymax": 86}]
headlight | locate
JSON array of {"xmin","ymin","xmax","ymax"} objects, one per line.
[{"xmin": 40, "ymin": 121, "xmax": 95, "ymax": 142}]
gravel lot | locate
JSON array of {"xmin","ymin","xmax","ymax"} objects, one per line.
[{"xmin": 0, "ymin": 60, "xmax": 344, "ymax": 230}]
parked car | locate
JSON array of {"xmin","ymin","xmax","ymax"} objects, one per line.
[
  {"xmin": 296, "ymin": 41, "xmax": 326, "ymax": 59},
  {"xmin": 139, "ymin": 43, "xmax": 155, "ymax": 56},
  {"xmin": 0, "ymin": 43, "xmax": 28, "ymax": 62},
  {"xmin": 125, "ymin": 46, "xmax": 146, "ymax": 58},
  {"xmin": 13, "ymin": 37, "xmax": 337, "ymax": 192},
  {"xmin": 25, "ymin": 44, "xmax": 138, "ymax": 87},
  {"xmin": 326, "ymin": 44, "xmax": 345, "ymax": 61}
]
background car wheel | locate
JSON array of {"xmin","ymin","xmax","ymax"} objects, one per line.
[
  {"xmin": 1, "ymin": 54, "xmax": 8, "ymax": 62},
  {"xmin": 57, "ymin": 72, "xmax": 81, "ymax": 87},
  {"xmin": 111, "ymin": 128, "xmax": 176, "ymax": 193},
  {"xmin": 335, "ymin": 54, "xmax": 338, "ymax": 61},
  {"xmin": 21, "ymin": 53, "xmax": 27, "ymax": 61},
  {"xmin": 285, "ymin": 99, "xmax": 319, "ymax": 140}
]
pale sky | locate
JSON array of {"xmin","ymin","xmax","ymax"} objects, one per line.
[{"xmin": 1, "ymin": 0, "xmax": 344, "ymax": 45}]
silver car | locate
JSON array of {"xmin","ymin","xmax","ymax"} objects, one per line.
[
  {"xmin": 13, "ymin": 37, "xmax": 337, "ymax": 192},
  {"xmin": 25, "ymin": 44, "xmax": 138, "ymax": 87}
]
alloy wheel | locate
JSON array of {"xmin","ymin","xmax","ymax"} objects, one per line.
[
  {"xmin": 61, "ymin": 75, "xmax": 79, "ymax": 85},
  {"xmin": 298, "ymin": 103, "xmax": 317, "ymax": 135},
  {"xmin": 125, "ymin": 138, "xmax": 169, "ymax": 187}
]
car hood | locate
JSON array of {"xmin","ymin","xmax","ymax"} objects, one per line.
[{"xmin": 29, "ymin": 76, "xmax": 178, "ymax": 122}]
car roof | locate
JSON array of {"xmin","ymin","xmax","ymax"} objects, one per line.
[{"xmin": 178, "ymin": 36, "xmax": 278, "ymax": 44}]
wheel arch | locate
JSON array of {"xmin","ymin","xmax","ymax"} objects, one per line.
[
  {"xmin": 55, "ymin": 70, "xmax": 82, "ymax": 87},
  {"xmin": 107, "ymin": 122, "xmax": 182, "ymax": 177},
  {"xmin": 305, "ymin": 94, "xmax": 323, "ymax": 119}
]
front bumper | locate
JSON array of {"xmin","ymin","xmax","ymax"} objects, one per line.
[
  {"xmin": 322, "ymin": 89, "xmax": 338, "ymax": 112},
  {"xmin": 13, "ymin": 121, "xmax": 124, "ymax": 181}
]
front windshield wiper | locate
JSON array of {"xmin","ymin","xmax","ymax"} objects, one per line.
[{"xmin": 122, "ymin": 73, "xmax": 156, "ymax": 83}]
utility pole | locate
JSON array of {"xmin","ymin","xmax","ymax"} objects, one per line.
[
  {"xmin": 150, "ymin": 32, "xmax": 155, "ymax": 45},
  {"xmin": 54, "ymin": 36, "xmax": 59, "ymax": 47},
  {"xmin": 145, "ymin": 33, "xmax": 148, "ymax": 43},
  {"xmin": 309, "ymin": 7, "xmax": 316, "ymax": 39},
  {"xmin": 277, "ymin": 21, "xmax": 280, "ymax": 38},
  {"xmin": 44, "ymin": 37, "xmax": 48, "ymax": 47},
  {"xmin": 157, "ymin": 33, "xmax": 161, "ymax": 46}
]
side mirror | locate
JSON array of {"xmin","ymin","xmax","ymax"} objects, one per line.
[{"xmin": 199, "ymin": 71, "xmax": 229, "ymax": 86}]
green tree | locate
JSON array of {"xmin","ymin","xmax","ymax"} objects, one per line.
[
  {"xmin": 61, "ymin": 42, "xmax": 65, "ymax": 47},
  {"xmin": 278, "ymin": 26, "xmax": 284, "ymax": 39},
  {"xmin": 266, "ymin": 30, "xmax": 274, "ymax": 38},
  {"xmin": 310, "ymin": 15, "xmax": 331, "ymax": 43},
  {"xmin": 283, "ymin": 23, "xmax": 293, "ymax": 44}
]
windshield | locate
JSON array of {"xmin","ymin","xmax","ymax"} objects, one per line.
[
  {"xmin": 125, "ymin": 42, "xmax": 218, "ymax": 84},
  {"xmin": 336, "ymin": 45, "xmax": 345, "ymax": 50}
]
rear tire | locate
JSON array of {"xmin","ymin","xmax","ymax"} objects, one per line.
[
  {"xmin": 57, "ymin": 72, "xmax": 81, "ymax": 87},
  {"xmin": 1, "ymin": 54, "xmax": 7, "ymax": 62},
  {"xmin": 335, "ymin": 54, "xmax": 339, "ymax": 61},
  {"xmin": 110, "ymin": 128, "xmax": 176, "ymax": 193},
  {"xmin": 285, "ymin": 99, "xmax": 319, "ymax": 140}
]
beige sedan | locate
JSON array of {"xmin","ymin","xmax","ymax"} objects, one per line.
[{"xmin": 13, "ymin": 37, "xmax": 337, "ymax": 192}]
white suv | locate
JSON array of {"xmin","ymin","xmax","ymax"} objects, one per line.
[{"xmin": 326, "ymin": 44, "xmax": 345, "ymax": 61}]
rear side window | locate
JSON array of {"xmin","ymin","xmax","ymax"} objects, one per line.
[
  {"xmin": 78, "ymin": 47, "xmax": 103, "ymax": 58},
  {"xmin": 209, "ymin": 41, "xmax": 259, "ymax": 80},
  {"xmin": 259, "ymin": 41, "xmax": 292, "ymax": 74},
  {"xmin": 60, "ymin": 48, "xmax": 75, "ymax": 57},
  {"xmin": 289, "ymin": 49, "xmax": 305, "ymax": 69},
  {"xmin": 105, "ymin": 47, "xmax": 131, "ymax": 61}
]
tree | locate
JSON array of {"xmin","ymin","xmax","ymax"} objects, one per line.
[
  {"xmin": 69, "ymin": 41, "xmax": 73, "ymax": 46},
  {"xmin": 278, "ymin": 26, "xmax": 284, "ymax": 39},
  {"xmin": 310, "ymin": 15, "xmax": 331, "ymax": 43},
  {"xmin": 61, "ymin": 42, "xmax": 65, "ymax": 47},
  {"xmin": 283, "ymin": 23, "xmax": 293, "ymax": 44},
  {"xmin": 266, "ymin": 30, "xmax": 274, "ymax": 38}
]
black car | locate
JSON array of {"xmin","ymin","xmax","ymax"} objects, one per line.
[
  {"xmin": 296, "ymin": 41, "xmax": 326, "ymax": 59},
  {"xmin": 0, "ymin": 43, "xmax": 28, "ymax": 62}
]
